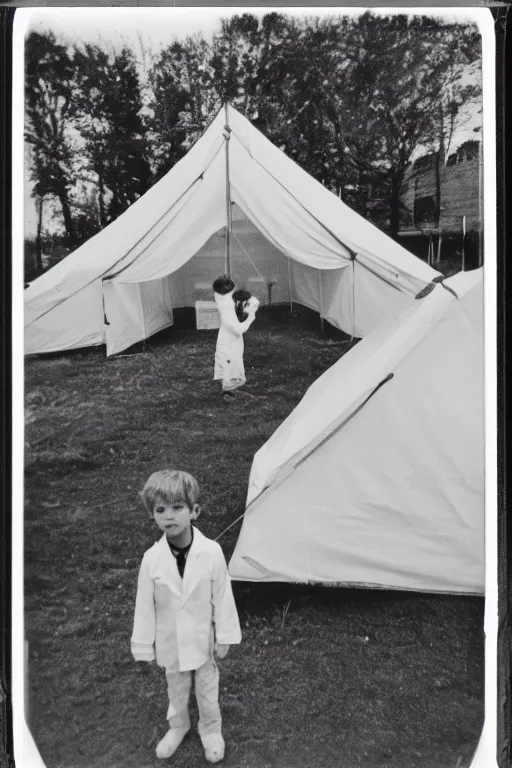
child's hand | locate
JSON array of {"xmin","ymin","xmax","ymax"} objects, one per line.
[
  {"xmin": 246, "ymin": 297, "xmax": 260, "ymax": 312},
  {"xmin": 214, "ymin": 643, "xmax": 230, "ymax": 660}
]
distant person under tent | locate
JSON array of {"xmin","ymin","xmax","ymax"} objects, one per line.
[
  {"xmin": 212, "ymin": 276, "xmax": 259, "ymax": 401},
  {"xmin": 233, "ymin": 289, "xmax": 252, "ymax": 322}
]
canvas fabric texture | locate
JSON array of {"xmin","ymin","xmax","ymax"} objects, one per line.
[{"xmin": 229, "ymin": 269, "xmax": 484, "ymax": 595}]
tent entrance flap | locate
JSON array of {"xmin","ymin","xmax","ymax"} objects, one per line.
[{"xmin": 103, "ymin": 276, "xmax": 174, "ymax": 356}]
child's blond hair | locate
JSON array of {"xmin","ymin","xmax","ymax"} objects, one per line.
[{"xmin": 140, "ymin": 469, "xmax": 200, "ymax": 514}]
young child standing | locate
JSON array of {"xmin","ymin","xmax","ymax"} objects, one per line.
[
  {"xmin": 212, "ymin": 275, "xmax": 259, "ymax": 400},
  {"xmin": 131, "ymin": 469, "xmax": 241, "ymax": 763}
]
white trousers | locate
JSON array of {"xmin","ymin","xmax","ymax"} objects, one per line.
[{"xmin": 165, "ymin": 658, "xmax": 222, "ymax": 737}]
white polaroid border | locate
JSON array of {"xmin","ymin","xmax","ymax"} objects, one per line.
[{"xmin": 11, "ymin": 7, "xmax": 498, "ymax": 767}]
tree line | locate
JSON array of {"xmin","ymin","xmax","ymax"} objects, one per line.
[{"xmin": 25, "ymin": 12, "xmax": 481, "ymax": 271}]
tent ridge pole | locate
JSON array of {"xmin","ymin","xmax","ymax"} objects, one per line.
[{"xmin": 224, "ymin": 103, "xmax": 232, "ymax": 277}]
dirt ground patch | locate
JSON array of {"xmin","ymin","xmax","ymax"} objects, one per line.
[{"xmin": 24, "ymin": 308, "xmax": 484, "ymax": 768}]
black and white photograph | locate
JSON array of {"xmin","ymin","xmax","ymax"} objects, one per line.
[{"xmin": 14, "ymin": 6, "xmax": 496, "ymax": 768}]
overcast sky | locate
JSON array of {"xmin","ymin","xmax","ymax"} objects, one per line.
[
  {"xmin": 23, "ymin": 6, "xmax": 477, "ymax": 51},
  {"xmin": 25, "ymin": 8, "xmax": 224, "ymax": 52}
]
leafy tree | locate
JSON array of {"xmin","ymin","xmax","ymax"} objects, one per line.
[
  {"xmin": 149, "ymin": 14, "xmax": 298, "ymax": 178},
  {"xmin": 25, "ymin": 31, "xmax": 79, "ymax": 248},
  {"xmin": 72, "ymin": 44, "xmax": 112, "ymax": 229},
  {"xmin": 256, "ymin": 15, "xmax": 360, "ymax": 198},
  {"xmin": 149, "ymin": 34, "xmax": 219, "ymax": 179},
  {"xmin": 104, "ymin": 47, "xmax": 153, "ymax": 220},
  {"xmin": 27, "ymin": 14, "xmax": 482, "ymax": 255},
  {"xmin": 73, "ymin": 43, "xmax": 152, "ymax": 228},
  {"xmin": 210, "ymin": 13, "xmax": 291, "ymax": 122},
  {"xmin": 303, "ymin": 13, "xmax": 482, "ymax": 236}
]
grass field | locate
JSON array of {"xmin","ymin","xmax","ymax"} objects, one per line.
[{"xmin": 24, "ymin": 306, "xmax": 484, "ymax": 768}]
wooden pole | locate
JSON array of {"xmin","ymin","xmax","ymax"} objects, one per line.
[
  {"xmin": 35, "ymin": 197, "xmax": 44, "ymax": 273},
  {"xmin": 318, "ymin": 270, "xmax": 324, "ymax": 334},
  {"xmin": 350, "ymin": 258, "xmax": 356, "ymax": 342},
  {"xmin": 462, "ymin": 215, "xmax": 466, "ymax": 271},
  {"xmin": 25, "ymin": 639, "xmax": 29, "ymax": 723},
  {"xmin": 224, "ymin": 104, "xmax": 232, "ymax": 277},
  {"xmin": 436, "ymin": 229, "xmax": 443, "ymax": 263}
]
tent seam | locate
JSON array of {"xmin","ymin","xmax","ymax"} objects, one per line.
[
  {"xmin": 229, "ymin": 128, "xmax": 355, "ymax": 262},
  {"xmin": 230, "ymin": 128, "xmax": 415, "ymax": 295}
]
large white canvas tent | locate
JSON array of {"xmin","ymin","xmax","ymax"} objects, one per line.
[
  {"xmin": 25, "ymin": 105, "xmax": 440, "ymax": 356},
  {"xmin": 229, "ymin": 268, "xmax": 484, "ymax": 595}
]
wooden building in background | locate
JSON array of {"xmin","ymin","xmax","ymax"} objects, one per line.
[{"xmin": 398, "ymin": 139, "xmax": 482, "ymax": 271}]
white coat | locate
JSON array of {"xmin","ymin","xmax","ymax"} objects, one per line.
[
  {"xmin": 213, "ymin": 291, "xmax": 256, "ymax": 387},
  {"xmin": 131, "ymin": 527, "xmax": 241, "ymax": 672}
]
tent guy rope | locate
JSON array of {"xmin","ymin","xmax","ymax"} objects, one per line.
[
  {"xmin": 215, "ymin": 372, "xmax": 395, "ymax": 543},
  {"xmin": 232, "ymin": 231, "xmax": 266, "ymax": 281}
]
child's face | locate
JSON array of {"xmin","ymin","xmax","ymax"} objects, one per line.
[{"xmin": 152, "ymin": 498, "xmax": 199, "ymax": 538}]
